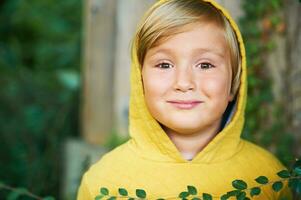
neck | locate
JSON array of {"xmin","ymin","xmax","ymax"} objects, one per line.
[{"xmin": 163, "ymin": 120, "xmax": 222, "ymax": 161}]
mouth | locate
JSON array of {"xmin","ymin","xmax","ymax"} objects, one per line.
[{"xmin": 166, "ymin": 100, "xmax": 203, "ymax": 110}]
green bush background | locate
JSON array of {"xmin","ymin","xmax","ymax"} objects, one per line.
[
  {"xmin": 0, "ymin": 0, "xmax": 82, "ymax": 199},
  {"xmin": 0, "ymin": 0, "xmax": 298, "ymax": 199}
]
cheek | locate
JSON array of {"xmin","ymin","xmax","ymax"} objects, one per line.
[
  {"xmin": 142, "ymin": 70, "xmax": 172, "ymax": 98},
  {"xmin": 200, "ymin": 74, "xmax": 232, "ymax": 97}
]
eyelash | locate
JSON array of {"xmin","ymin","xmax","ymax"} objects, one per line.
[
  {"xmin": 155, "ymin": 62, "xmax": 173, "ymax": 69},
  {"xmin": 155, "ymin": 62, "xmax": 215, "ymax": 69},
  {"xmin": 196, "ymin": 62, "xmax": 216, "ymax": 69}
]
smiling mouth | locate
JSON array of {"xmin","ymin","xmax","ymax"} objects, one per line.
[{"xmin": 166, "ymin": 100, "xmax": 203, "ymax": 110}]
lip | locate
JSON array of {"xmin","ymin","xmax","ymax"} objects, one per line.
[{"xmin": 166, "ymin": 100, "xmax": 203, "ymax": 110}]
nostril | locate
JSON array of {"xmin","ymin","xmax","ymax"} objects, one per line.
[{"xmin": 174, "ymin": 81, "xmax": 195, "ymax": 92}]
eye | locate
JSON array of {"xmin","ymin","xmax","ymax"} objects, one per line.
[
  {"xmin": 155, "ymin": 62, "xmax": 173, "ymax": 69},
  {"xmin": 197, "ymin": 62, "xmax": 215, "ymax": 69}
]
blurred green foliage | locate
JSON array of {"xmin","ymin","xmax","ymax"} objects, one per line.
[
  {"xmin": 0, "ymin": 0, "xmax": 298, "ymax": 199},
  {"xmin": 240, "ymin": 0, "xmax": 295, "ymax": 166},
  {"xmin": 0, "ymin": 0, "xmax": 82, "ymax": 199}
]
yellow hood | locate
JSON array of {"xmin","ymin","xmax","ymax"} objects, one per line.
[
  {"xmin": 77, "ymin": 1, "xmax": 292, "ymax": 199},
  {"xmin": 128, "ymin": 0, "xmax": 247, "ymax": 164}
]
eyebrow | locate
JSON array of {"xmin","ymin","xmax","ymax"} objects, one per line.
[{"xmin": 148, "ymin": 47, "xmax": 226, "ymax": 59}]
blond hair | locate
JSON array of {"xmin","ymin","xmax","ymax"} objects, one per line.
[{"xmin": 132, "ymin": 0, "xmax": 241, "ymax": 96}]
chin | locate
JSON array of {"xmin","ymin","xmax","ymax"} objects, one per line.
[{"xmin": 162, "ymin": 121, "xmax": 208, "ymax": 135}]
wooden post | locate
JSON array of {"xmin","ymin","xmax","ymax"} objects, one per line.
[
  {"xmin": 284, "ymin": 0, "xmax": 301, "ymax": 156},
  {"xmin": 216, "ymin": 0, "xmax": 243, "ymax": 22},
  {"xmin": 113, "ymin": 0, "xmax": 156, "ymax": 137},
  {"xmin": 81, "ymin": 0, "xmax": 116, "ymax": 145}
]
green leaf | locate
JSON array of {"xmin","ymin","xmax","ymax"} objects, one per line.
[
  {"xmin": 94, "ymin": 195, "xmax": 104, "ymax": 200},
  {"xmin": 43, "ymin": 196, "xmax": 56, "ymax": 200},
  {"xmin": 107, "ymin": 197, "xmax": 116, "ymax": 200},
  {"xmin": 294, "ymin": 167, "xmax": 301, "ymax": 176},
  {"xmin": 187, "ymin": 185, "xmax": 197, "ymax": 195},
  {"xmin": 156, "ymin": 199, "xmax": 165, "ymax": 200},
  {"xmin": 118, "ymin": 188, "xmax": 128, "ymax": 196},
  {"xmin": 232, "ymin": 180, "xmax": 248, "ymax": 190},
  {"xmin": 6, "ymin": 188, "xmax": 29, "ymax": 200},
  {"xmin": 136, "ymin": 189, "xmax": 146, "ymax": 198},
  {"xmin": 296, "ymin": 180, "xmax": 301, "ymax": 194},
  {"xmin": 220, "ymin": 193, "xmax": 229, "ymax": 200},
  {"xmin": 100, "ymin": 187, "xmax": 109, "ymax": 195},
  {"xmin": 7, "ymin": 191, "xmax": 21, "ymax": 200},
  {"xmin": 191, "ymin": 198, "xmax": 201, "ymax": 200},
  {"xmin": 294, "ymin": 158, "xmax": 301, "ymax": 168},
  {"xmin": 178, "ymin": 191, "xmax": 189, "ymax": 198},
  {"xmin": 272, "ymin": 181, "xmax": 283, "ymax": 192},
  {"xmin": 255, "ymin": 176, "xmax": 269, "ymax": 184},
  {"xmin": 250, "ymin": 187, "xmax": 261, "ymax": 197},
  {"xmin": 128, "ymin": 198, "xmax": 135, "ymax": 200},
  {"xmin": 277, "ymin": 170, "xmax": 291, "ymax": 178},
  {"xmin": 236, "ymin": 191, "xmax": 246, "ymax": 200},
  {"xmin": 288, "ymin": 178, "xmax": 298, "ymax": 189},
  {"xmin": 15, "ymin": 187, "xmax": 29, "ymax": 194},
  {"xmin": 202, "ymin": 193, "xmax": 212, "ymax": 200},
  {"xmin": 227, "ymin": 190, "xmax": 240, "ymax": 197}
]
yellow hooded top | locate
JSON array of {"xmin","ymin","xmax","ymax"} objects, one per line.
[{"xmin": 77, "ymin": 0, "xmax": 292, "ymax": 199}]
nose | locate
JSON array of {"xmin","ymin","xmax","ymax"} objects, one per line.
[{"xmin": 173, "ymin": 67, "xmax": 195, "ymax": 92}]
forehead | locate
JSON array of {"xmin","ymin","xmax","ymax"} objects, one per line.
[{"xmin": 146, "ymin": 23, "xmax": 228, "ymax": 59}]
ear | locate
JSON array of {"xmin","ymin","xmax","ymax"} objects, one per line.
[{"xmin": 228, "ymin": 92, "xmax": 235, "ymax": 102}]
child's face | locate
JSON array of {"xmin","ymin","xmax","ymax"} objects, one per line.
[{"xmin": 142, "ymin": 23, "xmax": 234, "ymax": 135}]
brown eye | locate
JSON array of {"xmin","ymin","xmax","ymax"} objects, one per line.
[
  {"xmin": 156, "ymin": 62, "xmax": 172, "ymax": 69},
  {"xmin": 197, "ymin": 62, "xmax": 215, "ymax": 69}
]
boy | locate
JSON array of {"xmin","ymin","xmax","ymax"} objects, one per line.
[{"xmin": 77, "ymin": 0, "xmax": 291, "ymax": 199}]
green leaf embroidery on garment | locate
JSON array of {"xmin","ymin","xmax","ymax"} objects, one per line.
[
  {"xmin": 136, "ymin": 189, "xmax": 146, "ymax": 198},
  {"xmin": 107, "ymin": 196, "xmax": 116, "ymax": 200},
  {"xmin": 272, "ymin": 181, "xmax": 283, "ymax": 192},
  {"xmin": 236, "ymin": 191, "xmax": 246, "ymax": 200},
  {"xmin": 255, "ymin": 176, "xmax": 269, "ymax": 184},
  {"xmin": 277, "ymin": 170, "xmax": 291, "ymax": 178},
  {"xmin": 118, "ymin": 188, "xmax": 128, "ymax": 196},
  {"xmin": 202, "ymin": 193, "xmax": 213, "ymax": 200},
  {"xmin": 226, "ymin": 190, "xmax": 240, "ymax": 197},
  {"xmin": 178, "ymin": 191, "xmax": 189, "ymax": 198},
  {"xmin": 232, "ymin": 180, "xmax": 248, "ymax": 190},
  {"xmin": 94, "ymin": 195, "xmax": 104, "ymax": 200},
  {"xmin": 187, "ymin": 185, "xmax": 197, "ymax": 195},
  {"xmin": 100, "ymin": 187, "xmax": 109, "ymax": 195},
  {"xmin": 220, "ymin": 193, "xmax": 229, "ymax": 200},
  {"xmin": 250, "ymin": 187, "xmax": 261, "ymax": 197}
]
